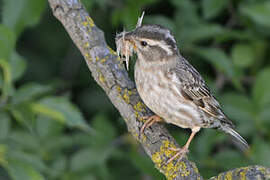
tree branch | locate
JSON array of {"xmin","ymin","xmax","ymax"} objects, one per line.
[
  {"xmin": 47, "ymin": 0, "xmax": 270, "ymax": 179},
  {"xmin": 209, "ymin": 165, "xmax": 270, "ymax": 180}
]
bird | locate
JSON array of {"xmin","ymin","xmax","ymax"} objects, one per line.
[{"xmin": 115, "ymin": 14, "xmax": 249, "ymax": 164}]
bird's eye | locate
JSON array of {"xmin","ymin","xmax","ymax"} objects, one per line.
[{"xmin": 140, "ymin": 41, "xmax": 148, "ymax": 47}]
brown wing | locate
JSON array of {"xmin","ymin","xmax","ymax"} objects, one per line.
[{"xmin": 173, "ymin": 56, "xmax": 234, "ymax": 128}]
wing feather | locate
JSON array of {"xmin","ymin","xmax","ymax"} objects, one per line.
[
  {"xmin": 172, "ymin": 56, "xmax": 233, "ymax": 127},
  {"xmin": 169, "ymin": 56, "xmax": 248, "ymax": 149}
]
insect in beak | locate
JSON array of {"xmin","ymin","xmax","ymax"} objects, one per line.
[
  {"xmin": 116, "ymin": 12, "xmax": 144, "ymax": 71},
  {"xmin": 116, "ymin": 32, "xmax": 136, "ymax": 71}
]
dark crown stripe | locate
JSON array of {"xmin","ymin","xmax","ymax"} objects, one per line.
[{"xmin": 133, "ymin": 24, "xmax": 177, "ymax": 50}]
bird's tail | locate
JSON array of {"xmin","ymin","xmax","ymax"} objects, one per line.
[{"xmin": 219, "ymin": 126, "xmax": 249, "ymax": 151}]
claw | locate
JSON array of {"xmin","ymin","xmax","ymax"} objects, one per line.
[
  {"xmin": 140, "ymin": 115, "xmax": 163, "ymax": 135},
  {"xmin": 166, "ymin": 147, "xmax": 189, "ymax": 164},
  {"xmin": 165, "ymin": 127, "xmax": 200, "ymax": 164}
]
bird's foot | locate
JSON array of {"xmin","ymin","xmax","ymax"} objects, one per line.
[
  {"xmin": 166, "ymin": 147, "xmax": 189, "ymax": 164},
  {"xmin": 140, "ymin": 115, "xmax": 162, "ymax": 135}
]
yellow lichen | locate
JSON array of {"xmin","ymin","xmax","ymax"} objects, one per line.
[
  {"xmin": 216, "ymin": 173, "xmax": 223, "ymax": 180},
  {"xmin": 95, "ymin": 56, "xmax": 99, "ymax": 62},
  {"xmin": 100, "ymin": 58, "xmax": 106, "ymax": 63},
  {"xmin": 116, "ymin": 85, "xmax": 121, "ymax": 92},
  {"xmin": 152, "ymin": 152, "xmax": 162, "ymax": 166},
  {"xmin": 122, "ymin": 89, "xmax": 130, "ymax": 103},
  {"xmin": 190, "ymin": 162, "xmax": 199, "ymax": 174},
  {"xmin": 84, "ymin": 53, "xmax": 92, "ymax": 62},
  {"xmin": 82, "ymin": 17, "xmax": 95, "ymax": 28},
  {"xmin": 238, "ymin": 167, "xmax": 248, "ymax": 180},
  {"xmin": 134, "ymin": 111, "xmax": 139, "ymax": 119},
  {"xmin": 133, "ymin": 101, "xmax": 147, "ymax": 119},
  {"xmin": 224, "ymin": 171, "xmax": 233, "ymax": 180},
  {"xmin": 257, "ymin": 166, "xmax": 269, "ymax": 179},
  {"xmin": 87, "ymin": 17, "xmax": 95, "ymax": 27},
  {"xmin": 133, "ymin": 101, "xmax": 144, "ymax": 112},
  {"xmin": 99, "ymin": 74, "xmax": 106, "ymax": 84},
  {"xmin": 84, "ymin": 42, "xmax": 90, "ymax": 48},
  {"xmin": 99, "ymin": 56, "xmax": 109, "ymax": 64},
  {"xmin": 151, "ymin": 140, "xmax": 191, "ymax": 179},
  {"xmin": 82, "ymin": 21, "xmax": 88, "ymax": 27},
  {"xmin": 108, "ymin": 46, "xmax": 117, "ymax": 55}
]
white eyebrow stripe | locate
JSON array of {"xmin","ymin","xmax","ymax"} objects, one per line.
[{"xmin": 140, "ymin": 38, "xmax": 173, "ymax": 55}]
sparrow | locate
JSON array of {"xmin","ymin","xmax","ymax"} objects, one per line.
[{"xmin": 115, "ymin": 13, "xmax": 249, "ymax": 163}]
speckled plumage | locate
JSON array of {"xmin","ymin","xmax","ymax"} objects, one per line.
[{"xmin": 116, "ymin": 21, "xmax": 248, "ymax": 161}]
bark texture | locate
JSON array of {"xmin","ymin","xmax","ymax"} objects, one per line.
[{"xmin": 47, "ymin": 0, "xmax": 270, "ymax": 179}]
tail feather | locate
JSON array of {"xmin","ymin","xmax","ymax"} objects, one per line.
[{"xmin": 220, "ymin": 126, "xmax": 249, "ymax": 151}]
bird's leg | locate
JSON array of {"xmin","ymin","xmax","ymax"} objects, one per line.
[
  {"xmin": 140, "ymin": 115, "xmax": 163, "ymax": 135},
  {"xmin": 166, "ymin": 127, "xmax": 200, "ymax": 164}
]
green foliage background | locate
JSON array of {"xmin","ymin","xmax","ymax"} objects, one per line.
[{"xmin": 0, "ymin": 0, "xmax": 270, "ymax": 179}]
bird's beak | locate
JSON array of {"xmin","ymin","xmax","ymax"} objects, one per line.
[{"xmin": 116, "ymin": 31, "xmax": 136, "ymax": 71}]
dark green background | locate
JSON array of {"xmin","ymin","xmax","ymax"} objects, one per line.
[{"xmin": 0, "ymin": 0, "xmax": 270, "ymax": 179}]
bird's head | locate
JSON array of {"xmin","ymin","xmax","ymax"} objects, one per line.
[{"xmin": 116, "ymin": 24, "xmax": 178, "ymax": 70}]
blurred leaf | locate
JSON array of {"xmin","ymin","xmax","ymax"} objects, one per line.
[
  {"xmin": 220, "ymin": 93, "xmax": 255, "ymax": 136},
  {"xmin": 42, "ymin": 135, "xmax": 73, "ymax": 153},
  {"xmin": 71, "ymin": 147, "xmax": 113, "ymax": 180},
  {"xmin": 241, "ymin": 1, "xmax": 270, "ymax": 27},
  {"xmin": 71, "ymin": 133, "xmax": 93, "ymax": 147},
  {"xmin": 213, "ymin": 149, "xmax": 247, "ymax": 169},
  {"xmin": 145, "ymin": 16, "xmax": 176, "ymax": 32},
  {"xmin": 252, "ymin": 137, "xmax": 270, "ymax": 167},
  {"xmin": 70, "ymin": 115, "xmax": 117, "ymax": 173},
  {"xmin": 0, "ymin": 58, "xmax": 13, "ymax": 102},
  {"xmin": 178, "ymin": 23, "xmax": 225, "ymax": 45},
  {"xmin": 129, "ymin": 149, "xmax": 161, "ymax": 178},
  {"xmin": 202, "ymin": 0, "xmax": 228, "ymax": 19},
  {"xmin": 231, "ymin": 44, "xmax": 255, "ymax": 68},
  {"xmin": 10, "ymin": 52, "xmax": 27, "ymax": 81},
  {"xmin": 90, "ymin": 114, "xmax": 116, "ymax": 148},
  {"xmin": 0, "ymin": 145, "xmax": 8, "ymax": 165},
  {"xmin": 2, "ymin": 0, "xmax": 46, "ymax": 35},
  {"xmin": 5, "ymin": 160, "xmax": 45, "ymax": 180},
  {"xmin": 256, "ymin": 105, "xmax": 270, "ymax": 134},
  {"xmin": 251, "ymin": 40, "xmax": 267, "ymax": 62},
  {"xmin": 71, "ymin": 148, "xmax": 102, "ymax": 172},
  {"xmin": 253, "ymin": 68, "xmax": 270, "ymax": 108},
  {"xmin": 193, "ymin": 130, "xmax": 219, "ymax": 158},
  {"xmin": 216, "ymin": 30, "xmax": 253, "ymax": 43},
  {"xmin": 172, "ymin": 0, "xmax": 199, "ymax": 25},
  {"xmin": 194, "ymin": 47, "xmax": 243, "ymax": 89},
  {"xmin": 10, "ymin": 103, "xmax": 36, "ymax": 130},
  {"xmin": 0, "ymin": 25, "xmax": 16, "ymax": 59},
  {"xmin": 81, "ymin": 174, "xmax": 96, "ymax": 180},
  {"xmin": 32, "ymin": 96, "xmax": 90, "ymax": 130},
  {"xmin": 112, "ymin": 0, "xmax": 157, "ymax": 27},
  {"xmin": 36, "ymin": 115, "xmax": 63, "ymax": 138},
  {"xmin": 12, "ymin": 83, "xmax": 53, "ymax": 104},
  {"xmin": 0, "ymin": 111, "xmax": 11, "ymax": 139},
  {"xmin": 0, "ymin": 73, "xmax": 3, "ymax": 89},
  {"xmin": 257, "ymin": 105, "xmax": 270, "ymax": 126},
  {"xmin": 7, "ymin": 150, "xmax": 47, "ymax": 172},
  {"xmin": 194, "ymin": 47, "xmax": 234, "ymax": 78},
  {"xmin": 81, "ymin": 0, "xmax": 96, "ymax": 10},
  {"xmin": 78, "ymin": 88, "xmax": 113, "ymax": 114},
  {"xmin": 9, "ymin": 131, "xmax": 40, "ymax": 150},
  {"xmin": 49, "ymin": 156, "xmax": 67, "ymax": 178}
]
